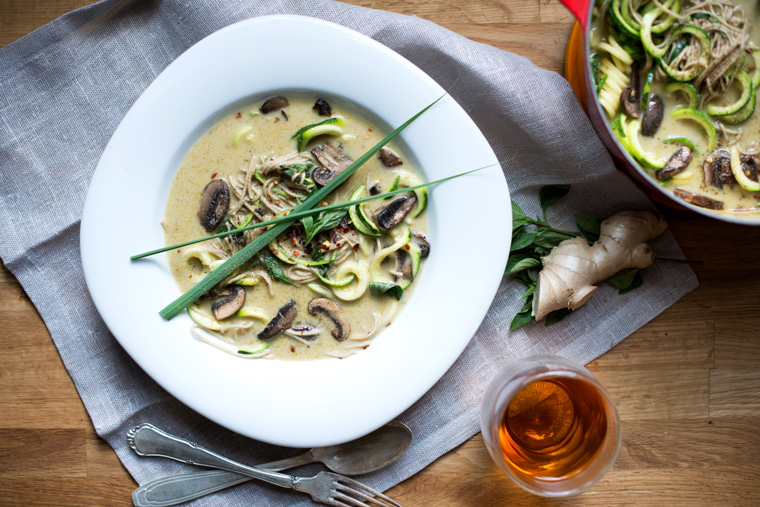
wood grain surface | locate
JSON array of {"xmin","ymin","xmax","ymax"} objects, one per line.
[{"xmin": 1, "ymin": 1, "xmax": 758, "ymax": 505}]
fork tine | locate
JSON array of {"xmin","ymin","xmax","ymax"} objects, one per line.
[
  {"xmin": 332, "ymin": 491, "xmax": 371, "ymax": 507},
  {"xmin": 332, "ymin": 476, "xmax": 403, "ymax": 507}
]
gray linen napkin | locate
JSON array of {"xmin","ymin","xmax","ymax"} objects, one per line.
[{"xmin": 0, "ymin": 0, "xmax": 698, "ymax": 504}]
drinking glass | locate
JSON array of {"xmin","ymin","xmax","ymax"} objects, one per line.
[{"xmin": 480, "ymin": 355, "xmax": 621, "ymax": 497}]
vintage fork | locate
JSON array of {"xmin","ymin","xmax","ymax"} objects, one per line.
[{"xmin": 127, "ymin": 423, "xmax": 402, "ymax": 507}]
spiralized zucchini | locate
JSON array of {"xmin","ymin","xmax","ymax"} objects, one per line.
[
  {"xmin": 597, "ymin": 35, "xmax": 632, "ymax": 118},
  {"xmin": 332, "ymin": 262, "xmax": 371, "ymax": 301}
]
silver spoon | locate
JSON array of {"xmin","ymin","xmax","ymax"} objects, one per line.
[{"xmin": 131, "ymin": 421, "xmax": 412, "ymax": 507}]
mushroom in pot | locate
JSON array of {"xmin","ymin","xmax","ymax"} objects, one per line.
[
  {"xmin": 373, "ymin": 194, "xmax": 417, "ymax": 232},
  {"xmin": 308, "ymin": 298, "xmax": 350, "ymax": 341},
  {"xmin": 641, "ymin": 95, "xmax": 664, "ymax": 137},
  {"xmin": 703, "ymin": 149, "xmax": 735, "ymax": 189},
  {"xmin": 284, "ymin": 324, "xmax": 321, "ymax": 340},
  {"xmin": 211, "ymin": 285, "xmax": 246, "ymax": 320},
  {"xmin": 656, "ymin": 146, "xmax": 692, "ymax": 181},
  {"xmin": 258, "ymin": 300, "xmax": 297, "ymax": 340},
  {"xmin": 199, "ymin": 179, "xmax": 230, "ymax": 232},
  {"xmin": 673, "ymin": 188, "xmax": 724, "ymax": 210}
]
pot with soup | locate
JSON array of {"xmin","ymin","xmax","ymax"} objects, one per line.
[
  {"xmin": 562, "ymin": 0, "xmax": 760, "ymax": 224},
  {"xmin": 163, "ymin": 95, "xmax": 430, "ymax": 360}
]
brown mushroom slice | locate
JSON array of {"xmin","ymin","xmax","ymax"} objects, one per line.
[
  {"xmin": 412, "ymin": 231, "xmax": 431, "ymax": 258},
  {"xmin": 260, "ymin": 96, "xmax": 290, "ymax": 114},
  {"xmin": 656, "ymin": 146, "xmax": 692, "ymax": 181},
  {"xmin": 258, "ymin": 300, "xmax": 297, "ymax": 340},
  {"xmin": 311, "ymin": 143, "xmax": 353, "ymax": 186},
  {"xmin": 199, "ymin": 179, "xmax": 230, "ymax": 232},
  {"xmin": 641, "ymin": 95, "xmax": 664, "ymax": 137},
  {"xmin": 379, "ymin": 147, "xmax": 403, "ymax": 167},
  {"xmin": 396, "ymin": 251, "xmax": 414, "ymax": 281},
  {"xmin": 308, "ymin": 298, "xmax": 350, "ymax": 341},
  {"xmin": 369, "ymin": 182, "xmax": 382, "ymax": 195},
  {"xmin": 313, "ymin": 98, "xmax": 331, "ymax": 116},
  {"xmin": 673, "ymin": 188, "xmax": 724, "ymax": 210},
  {"xmin": 372, "ymin": 194, "xmax": 417, "ymax": 232},
  {"xmin": 211, "ymin": 285, "xmax": 246, "ymax": 320},
  {"xmin": 703, "ymin": 149, "xmax": 734, "ymax": 189},
  {"xmin": 283, "ymin": 324, "xmax": 321, "ymax": 340},
  {"xmin": 740, "ymin": 154, "xmax": 759, "ymax": 182},
  {"xmin": 620, "ymin": 87, "xmax": 640, "ymax": 118}
]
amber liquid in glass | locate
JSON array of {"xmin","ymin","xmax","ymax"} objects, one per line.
[{"xmin": 498, "ymin": 377, "xmax": 608, "ymax": 480}]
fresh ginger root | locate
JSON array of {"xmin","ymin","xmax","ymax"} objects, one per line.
[{"xmin": 532, "ymin": 211, "xmax": 667, "ymax": 320}]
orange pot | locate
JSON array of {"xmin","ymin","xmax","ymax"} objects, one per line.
[{"xmin": 559, "ymin": 0, "xmax": 758, "ymax": 224}]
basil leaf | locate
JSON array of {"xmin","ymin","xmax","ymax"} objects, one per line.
[
  {"xmin": 301, "ymin": 209, "xmax": 347, "ymax": 245},
  {"xmin": 610, "ymin": 268, "xmax": 643, "ymax": 294},
  {"xmin": 619, "ymin": 270, "xmax": 644, "ymax": 294},
  {"xmin": 507, "ymin": 256, "xmax": 541, "ymax": 274},
  {"xmin": 510, "ymin": 310, "xmax": 534, "ymax": 331},
  {"xmin": 575, "ymin": 214, "xmax": 601, "ymax": 242},
  {"xmin": 545, "ymin": 308, "xmax": 572, "ymax": 326},
  {"xmin": 539, "ymin": 184, "xmax": 571, "ymax": 217},
  {"xmin": 260, "ymin": 249, "xmax": 295, "ymax": 286},
  {"xmin": 369, "ymin": 282, "xmax": 404, "ymax": 300},
  {"xmin": 609, "ymin": 268, "xmax": 639, "ymax": 292},
  {"xmin": 533, "ymin": 229, "xmax": 575, "ymax": 249},
  {"xmin": 511, "ymin": 229, "xmax": 537, "ymax": 251}
]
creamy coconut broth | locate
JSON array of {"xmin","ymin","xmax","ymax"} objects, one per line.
[
  {"xmin": 163, "ymin": 96, "xmax": 429, "ymax": 360},
  {"xmin": 590, "ymin": 0, "xmax": 760, "ymax": 216}
]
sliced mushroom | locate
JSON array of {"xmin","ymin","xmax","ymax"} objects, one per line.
[
  {"xmin": 260, "ymin": 96, "xmax": 289, "ymax": 114},
  {"xmin": 372, "ymin": 194, "xmax": 417, "ymax": 232},
  {"xmin": 656, "ymin": 146, "xmax": 692, "ymax": 181},
  {"xmin": 283, "ymin": 324, "xmax": 321, "ymax": 340},
  {"xmin": 313, "ymin": 98, "xmax": 331, "ymax": 116},
  {"xmin": 258, "ymin": 300, "xmax": 297, "ymax": 340},
  {"xmin": 308, "ymin": 298, "xmax": 350, "ymax": 341},
  {"xmin": 740, "ymin": 154, "xmax": 759, "ymax": 182},
  {"xmin": 379, "ymin": 147, "xmax": 403, "ymax": 167},
  {"xmin": 211, "ymin": 285, "xmax": 246, "ymax": 320},
  {"xmin": 311, "ymin": 143, "xmax": 353, "ymax": 186},
  {"xmin": 620, "ymin": 87, "xmax": 640, "ymax": 118},
  {"xmin": 369, "ymin": 182, "xmax": 382, "ymax": 195},
  {"xmin": 396, "ymin": 251, "xmax": 414, "ymax": 281},
  {"xmin": 673, "ymin": 188, "xmax": 724, "ymax": 210},
  {"xmin": 703, "ymin": 149, "xmax": 734, "ymax": 189},
  {"xmin": 199, "ymin": 179, "xmax": 230, "ymax": 232},
  {"xmin": 641, "ymin": 95, "xmax": 664, "ymax": 137},
  {"xmin": 412, "ymin": 231, "xmax": 431, "ymax": 258}
]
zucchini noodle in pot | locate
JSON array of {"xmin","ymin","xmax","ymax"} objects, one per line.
[
  {"xmin": 590, "ymin": 0, "xmax": 760, "ymax": 214},
  {"xmin": 163, "ymin": 96, "xmax": 430, "ymax": 360}
]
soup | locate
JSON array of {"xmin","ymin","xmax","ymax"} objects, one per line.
[
  {"xmin": 163, "ymin": 95, "xmax": 429, "ymax": 360},
  {"xmin": 590, "ymin": 0, "xmax": 760, "ymax": 215}
]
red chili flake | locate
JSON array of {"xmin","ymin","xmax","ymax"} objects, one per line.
[
  {"xmin": 386, "ymin": 322, "xmax": 392, "ymax": 327},
  {"xmin": 363, "ymin": 345, "xmax": 369, "ymax": 350},
  {"xmin": 335, "ymin": 243, "xmax": 341, "ymax": 248},
  {"xmin": 290, "ymin": 346, "xmax": 295, "ymax": 353},
  {"xmin": 236, "ymin": 112, "xmax": 242, "ymax": 119},
  {"xmin": 293, "ymin": 251, "xmax": 300, "ymax": 257},
  {"xmin": 211, "ymin": 172, "xmax": 217, "ymax": 179},
  {"xmin": 405, "ymin": 244, "xmax": 411, "ymax": 250},
  {"xmin": 368, "ymin": 128, "xmax": 373, "ymax": 132},
  {"xmin": 275, "ymin": 199, "xmax": 281, "ymax": 205},
  {"xmin": 352, "ymin": 244, "xmax": 360, "ymax": 252},
  {"xmin": 274, "ymin": 117, "xmax": 281, "ymax": 123}
]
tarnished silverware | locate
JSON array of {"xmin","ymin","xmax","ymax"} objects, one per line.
[
  {"xmin": 128, "ymin": 423, "xmax": 402, "ymax": 507},
  {"xmin": 130, "ymin": 421, "xmax": 412, "ymax": 507}
]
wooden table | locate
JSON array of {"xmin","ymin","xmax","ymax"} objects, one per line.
[{"xmin": 1, "ymin": 1, "xmax": 758, "ymax": 505}]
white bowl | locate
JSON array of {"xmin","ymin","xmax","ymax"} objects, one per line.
[{"xmin": 81, "ymin": 15, "xmax": 511, "ymax": 447}]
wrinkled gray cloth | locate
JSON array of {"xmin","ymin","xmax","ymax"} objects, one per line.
[{"xmin": 0, "ymin": 0, "xmax": 697, "ymax": 505}]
